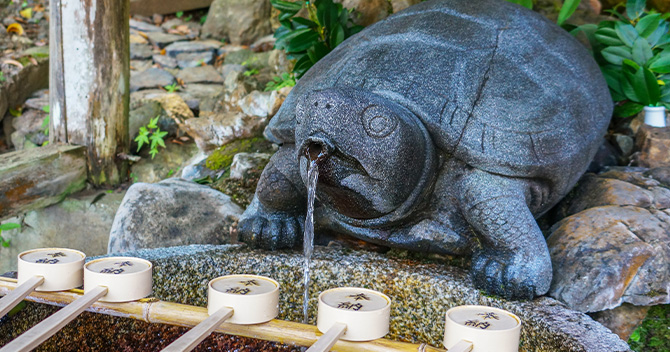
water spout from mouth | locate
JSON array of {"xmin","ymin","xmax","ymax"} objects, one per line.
[{"xmin": 303, "ymin": 159, "xmax": 319, "ymax": 325}]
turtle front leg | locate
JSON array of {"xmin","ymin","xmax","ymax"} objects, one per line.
[
  {"xmin": 238, "ymin": 144, "xmax": 306, "ymax": 250},
  {"xmin": 457, "ymin": 168, "xmax": 552, "ymax": 300}
]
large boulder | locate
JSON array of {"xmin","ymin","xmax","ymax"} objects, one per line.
[
  {"xmin": 201, "ymin": 0, "xmax": 272, "ymax": 45},
  {"xmin": 547, "ymin": 167, "xmax": 670, "ymax": 338},
  {"xmin": 107, "ymin": 178, "xmax": 243, "ymax": 253}
]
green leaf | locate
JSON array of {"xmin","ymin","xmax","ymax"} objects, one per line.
[
  {"xmin": 148, "ymin": 116, "xmax": 159, "ymax": 129},
  {"xmin": 601, "ymin": 66, "xmax": 624, "ymax": 95},
  {"xmin": 615, "ymin": 22, "xmax": 639, "ymax": 47},
  {"xmin": 632, "ymin": 38, "xmax": 653, "ymax": 65},
  {"xmin": 626, "ymin": 0, "xmax": 645, "ymax": 21},
  {"xmin": 635, "ymin": 13, "xmax": 661, "ymax": 38},
  {"xmin": 270, "ymin": 0, "xmax": 303, "ymax": 14},
  {"xmin": 276, "ymin": 28, "xmax": 313, "ymax": 52},
  {"xmin": 293, "ymin": 54, "xmax": 313, "ymax": 78},
  {"xmin": 292, "ymin": 17, "xmax": 318, "ymax": 28},
  {"xmin": 149, "ymin": 148, "xmax": 158, "ymax": 159},
  {"xmin": 595, "ymin": 27, "xmax": 624, "ymax": 46},
  {"xmin": 648, "ymin": 22, "xmax": 669, "ymax": 46},
  {"xmin": 286, "ymin": 30, "xmax": 319, "ymax": 53},
  {"xmin": 623, "ymin": 58, "xmax": 641, "ymax": 72},
  {"xmin": 643, "ymin": 66, "xmax": 661, "ymax": 104},
  {"xmin": 613, "ymin": 101, "xmax": 644, "ymax": 117},
  {"xmin": 329, "ymin": 23, "xmax": 345, "ymax": 49},
  {"xmin": 307, "ymin": 42, "xmax": 330, "ymax": 64},
  {"xmin": 557, "ymin": 0, "xmax": 581, "ymax": 26},
  {"xmin": 649, "ymin": 53, "xmax": 670, "ymax": 73},
  {"xmin": 42, "ymin": 105, "xmax": 50, "ymax": 113},
  {"xmin": 602, "ymin": 46, "xmax": 633, "ymax": 65},
  {"xmin": 506, "ymin": 0, "xmax": 532, "ymax": 9},
  {"xmin": 0, "ymin": 223, "xmax": 20, "ymax": 231}
]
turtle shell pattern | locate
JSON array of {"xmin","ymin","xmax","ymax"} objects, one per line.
[{"xmin": 267, "ymin": 0, "xmax": 612, "ymax": 196}]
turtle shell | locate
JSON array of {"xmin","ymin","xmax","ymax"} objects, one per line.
[{"xmin": 268, "ymin": 0, "xmax": 612, "ymax": 194}]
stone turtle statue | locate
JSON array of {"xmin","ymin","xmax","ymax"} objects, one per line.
[{"xmin": 239, "ymin": 0, "xmax": 612, "ymax": 299}]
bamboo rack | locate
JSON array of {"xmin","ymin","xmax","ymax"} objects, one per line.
[{"xmin": 0, "ymin": 277, "xmax": 446, "ymax": 352}]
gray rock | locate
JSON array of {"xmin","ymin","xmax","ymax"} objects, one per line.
[
  {"xmin": 12, "ymin": 109, "xmax": 46, "ymax": 134},
  {"xmin": 180, "ymin": 153, "xmax": 221, "ymax": 182},
  {"xmin": 130, "ymin": 59, "xmax": 153, "ymax": 72},
  {"xmin": 183, "ymin": 111, "xmax": 267, "ymax": 152},
  {"xmin": 129, "ymin": 68, "xmax": 175, "ymax": 92},
  {"xmin": 176, "ymin": 51, "xmax": 215, "ymax": 69},
  {"xmin": 237, "ymin": 90, "xmax": 284, "ymax": 118},
  {"xmin": 179, "ymin": 84, "xmax": 225, "ymax": 112},
  {"xmin": 218, "ymin": 64, "xmax": 246, "ymax": 78},
  {"xmin": 160, "ymin": 18, "xmax": 185, "ymax": 31},
  {"xmin": 548, "ymin": 167, "xmax": 670, "ymax": 312},
  {"xmin": 130, "ymin": 43, "xmax": 153, "ymax": 60},
  {"xmin": 201, "ymin": 0, "xmax": 272, "ymax": 45},
  {"xmin": 152, "ymin": 54, "xmax": 178, "ymax": 69},
  {"xmin": 22, "ymin": 90, "xmax": 49, "ymax": 111},
  {"xmin": 238, "ymin": 0, "xmax": 613, "ymax": 300},
  {"xmin": 107, "ymin": 178, "xmax": 243, "ymax": 253},
  {"xmin": 130, "ymin": 142, "xmax": 200, "ymax": 184},
  {"xmin": 145, "ymin": 31, "xmax": 187, "ymax": 49},
  {"xmin": 229, "ymin": 152, "xmax": 271, "ymax": 179},
  {"xmin": 164, "ymin": 41, "xmax": 219, "ymax": 58},
  {"xmin": 176, "ymin": 66, "xmax": 224, "ymax": 84},
  {"xmin": 223, "ymin": 49, "xmax": 270, "ymax": 70},
  {"xmin": 129, "ymin": 19, "xmax": 163, "ymax": 33},
  {"xmin": 0, "ymin": 191, "xmax": 125, "ymax": 273}
]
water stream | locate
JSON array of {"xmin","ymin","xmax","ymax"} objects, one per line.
[{"xmin": 302, "ymin": 160, "xmax": 319, "ymax": 324}]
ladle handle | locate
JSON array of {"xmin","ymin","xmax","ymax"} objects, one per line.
[
  {"xmin": 161, "ymin": 306, "xmax": 234, "ymax": 352},
  {"xmin": 447, "ymin": 340, "xmax": 474, "ymax": 352},
  {"xmin": 0, "ymin": 285, "xmax": 108, "ymax": 352},
  {"xmin": 0, "ymin": 275, "xmax": 44, "ymax": 318},
  {"xmin": 306, "ymin": 322, "xmax": 347, "ymax": 352}
]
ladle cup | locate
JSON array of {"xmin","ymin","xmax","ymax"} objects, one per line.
[
  {"xmin": 161, "ymin": 274, "xmax": 279, "ymax": 352},
  {"xmin": 307, "ymin": 287, "xmax": 391, "ymax": 352},
  {"xmin": 0, "ymin": 248, "xmax": 85, "ymax": 318},
  {"xmin": 443, "ymin": 305, "xmax": 521, "ymax": 352},
  {"xmin": 0, "ymin": 256, "xmax": 152, "ymax": 352}
]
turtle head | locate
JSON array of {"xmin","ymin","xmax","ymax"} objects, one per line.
[{"xmin": 296, "ymin": 88, "xmax": 435, "ymax": 221}]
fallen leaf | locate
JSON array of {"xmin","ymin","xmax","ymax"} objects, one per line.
[
  {"xmin": 3, "ymin": 59, "xmax": 24, "ymax": 68},
  {"xmin": 6, "ymin": 23, "xmax": 24, "ymax": 35},
  {"xmin": 136, "ymin": 31, "xmax": 149, "ymax": 39},
  {"xmin": 19, "ymin": 8, "xmax": 32, "ymax": 19},
  {"xmin": 27, "ymin": 56, "xmax": 37, "ymax": 65},
  {"xmin": 160, "ymin": 48, "xmax": 166, "ymax": 55},
  {"xmin": 33, "ymin": 4, "xmax": 45, "ymax": 12}
]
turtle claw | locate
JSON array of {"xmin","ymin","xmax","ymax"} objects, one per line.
[
  {"xmin": 238, "ymin": 201, "xmax": 304, "ymax": 250},
  {"xmin": 471, "ymin": 249, "xmax": 550, "ymax": 301}
]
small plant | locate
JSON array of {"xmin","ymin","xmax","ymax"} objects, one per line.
[
  {"xmin": 176, "ymin": 11, "xmax": 184, "ymax": 18},
  {"xmin": 575, "ymin": 0, "xmax": 670, "ymax": 117},
  {"xmin": 271, "ymin": 0, "xmax": 364, "ymax": 78},
  {"xmin": 184, "ymin": 15, "xmax": 193, "ymax": 22},
  {"xmin": 200, "ymin": 15, "xmax": 208, "ymax": 25},
  {"xmin": 265, "ymin": 72, "xmax": 296, "ymax": 91},
  {"xmin": 243, "ymin": 68, "xmax": 259, "ymax": 77},
  {"xmin": 164, "ymin": 82, "xmax": 181, "ymax": 93},
  {"xmin": 135, "ymin": 116, "xmax": 168, "ymax": 159},
  {"xmin": 0, "ymin": 72, "xmax": 5, "ymax": 82},
  {"xmin": 0, "ymin": 223, "xmax": 20, "ymax": 248}
]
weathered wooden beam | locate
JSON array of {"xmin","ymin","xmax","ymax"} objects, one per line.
[
  {"xmin": 49, "ymin": 0, "xmax": 130, "ymax": 186},
  {"xmin": 130, "ymin": 0, "xmax": 213, "ymax": 16},
  {"xmin": 0, "ymin": 145, "xmax": 87, "ymax": 221}
]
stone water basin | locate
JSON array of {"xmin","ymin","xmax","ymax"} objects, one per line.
[{"xmin": 0, "ymin": 244, "xmax": 629, "ymax": 351}]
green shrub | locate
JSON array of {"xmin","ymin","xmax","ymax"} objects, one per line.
[
  {"xmin": 271, "ymin": 0, "xmax": 364, "ymax": 78},
  {"xmin": 574, "ymin": 0, "xmax": 670, "ymax": 117}
]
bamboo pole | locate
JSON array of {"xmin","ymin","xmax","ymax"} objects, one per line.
[{"xmin": 0, "ymin": 278, "xmax": 445, "ymax": 352}]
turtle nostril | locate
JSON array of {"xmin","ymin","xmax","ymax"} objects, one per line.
[
  {"xmin": 326, "ymin": 103, "xmax": 332, "ymax": 109},
  {"xmin": 314, "ymin": 102, "xmax": 318, "ymax": 107}
]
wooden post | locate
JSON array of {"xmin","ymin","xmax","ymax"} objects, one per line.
[{"xmin": 49, "ymin": 0, "xmax": 130, "ymax": 186}]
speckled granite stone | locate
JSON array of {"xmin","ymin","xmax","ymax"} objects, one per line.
[
  {"xmin": 0, "ymin": 245, "xmax": 630, "ymax": 351},
  {"xmin": 96, "ymin": 244, "xmax": 628, "ymax": 351}
]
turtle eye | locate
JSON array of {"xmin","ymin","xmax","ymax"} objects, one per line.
[{"xmin": 362, "ymin": 105, "xmax": 398, "ymax": 138}]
